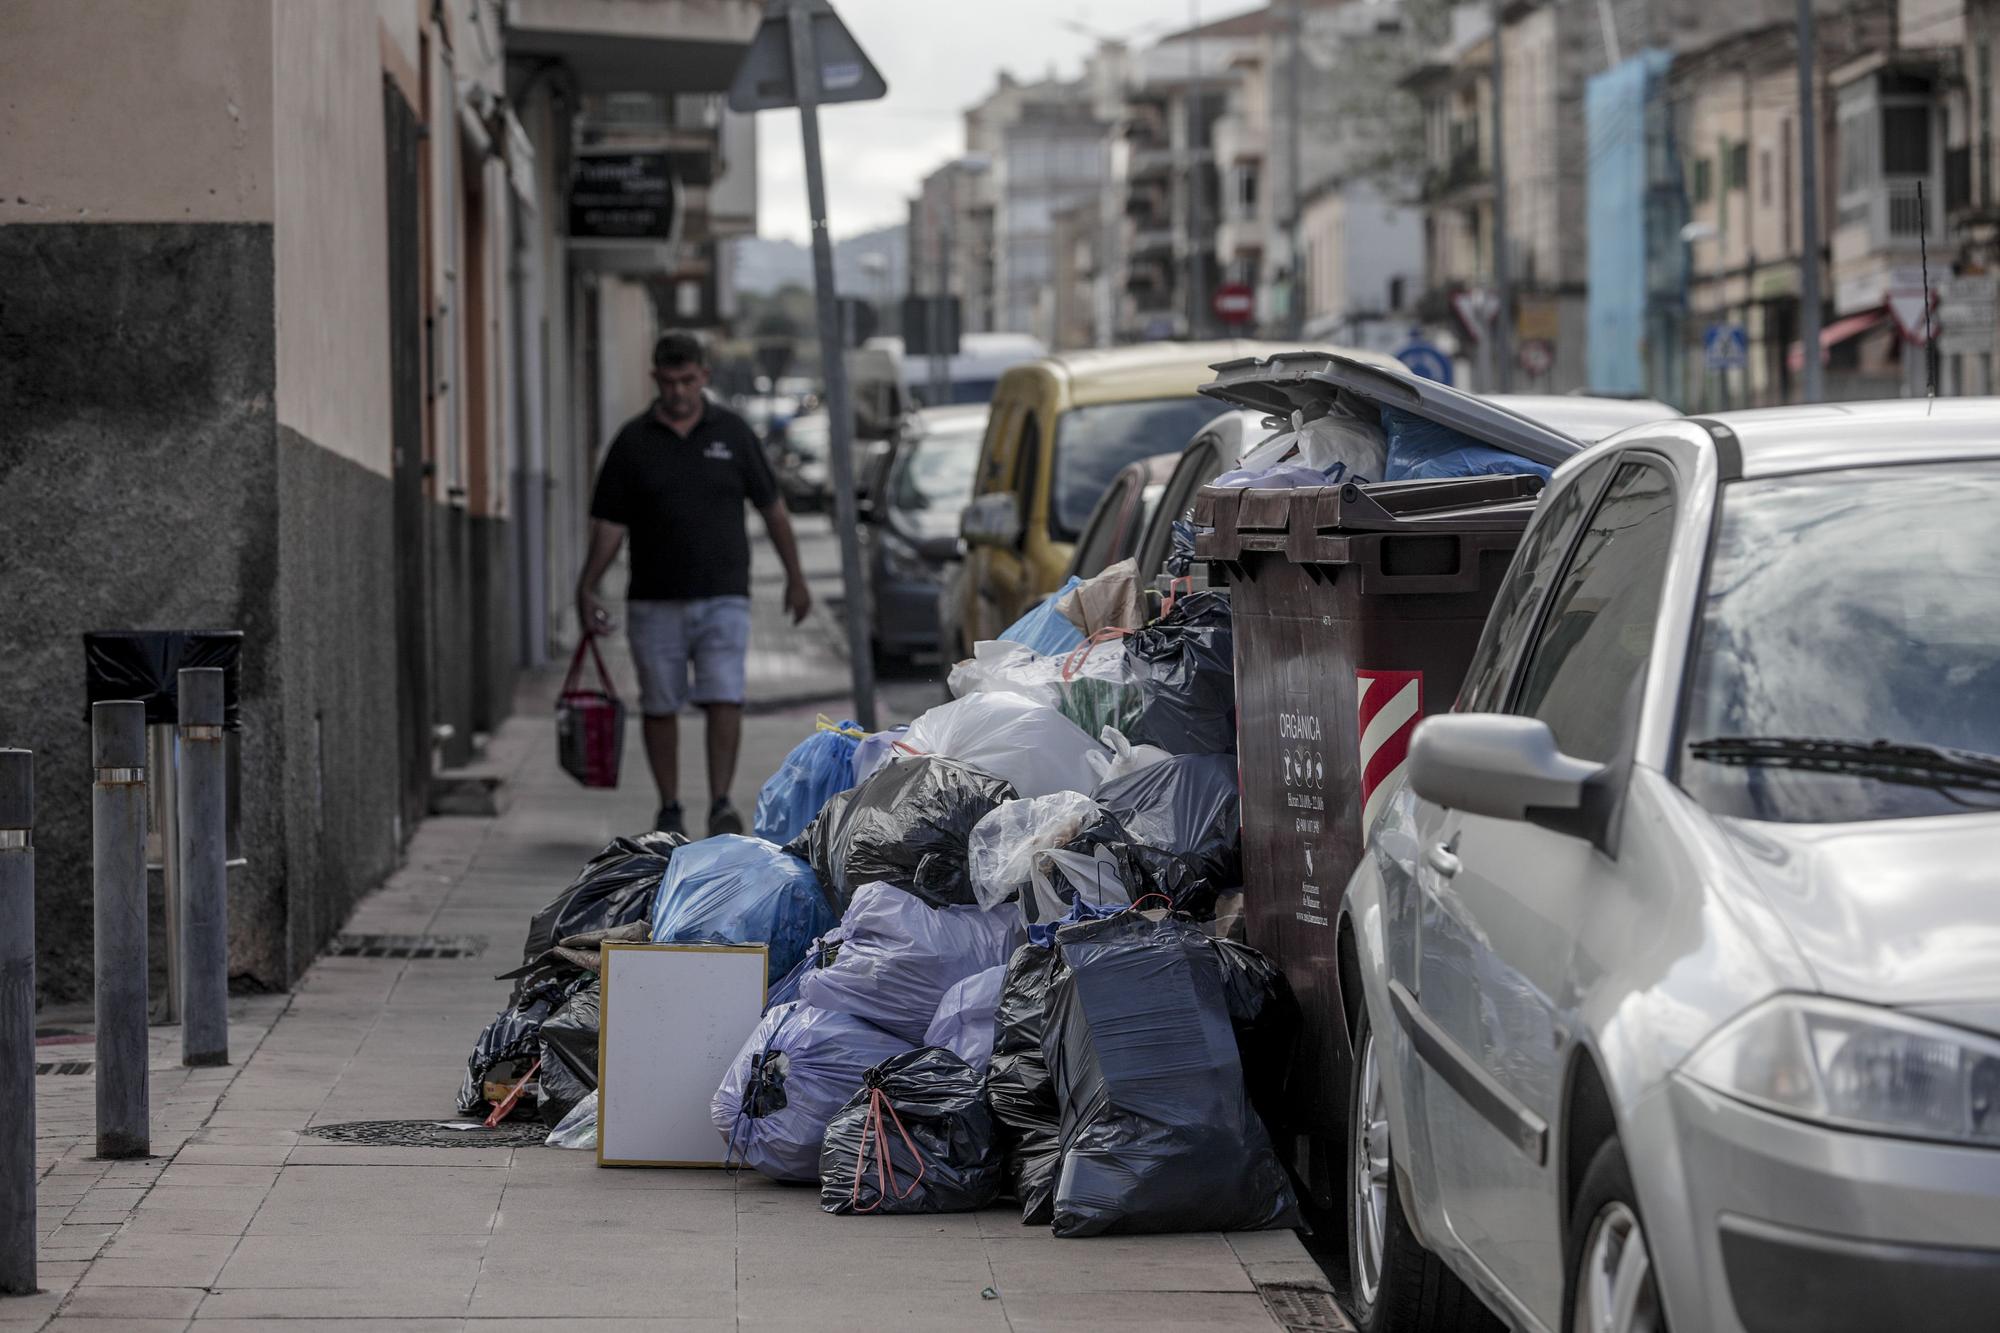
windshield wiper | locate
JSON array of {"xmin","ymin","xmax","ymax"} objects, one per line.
[{"xmin": 1687, "ymin": 736, "xmax": 2000, "ymax": 794}]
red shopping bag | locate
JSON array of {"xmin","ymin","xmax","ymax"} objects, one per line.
[{"xmin": 556, "ymin": 633, "xmax": 625, "ymax": 788}]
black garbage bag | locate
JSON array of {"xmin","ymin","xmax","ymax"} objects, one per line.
[
  {"xmin": 1127, "ymin": 591, "xmax": 1236, "ymax": 756},
  {"xmin": 1036, "ymin": 840, "xmax": 1219, "ymax": 921},
  {"xmin": 787, "ymin": 756, "xmax": 1016, "ymax": 910},
  {"xmin": 819, "ymin": 1047, "xmax": 1005, "ymax": 1215},
  {"xmin": 1013, "ymin": 800, "xmax": 1223, "ymax": 923},
  {"xmin": 984, "ymin": 940, "xmax": 1066, "ymax": 1223},
  {"xmin": 1043, "ymin": 912, "xmax": 1301, "ymax": 1237},
  {"xmin": 1094, "ymin": 753, "xmax": 1242, "ymax": 891},
  {"xmin": 537, "ymin": 980, "xmax": 601, "ymax": 1127},
  {"xmin": 456, "ymin": 971, "xmax": 590, "ymax": 1118},
  {"xmin": 521, "ymin": 832, "xmax": 684, "ymax": 967},
  {"xmin": 1211, "ymin": 939, "xmax": 1302, "ymax": 1141}
]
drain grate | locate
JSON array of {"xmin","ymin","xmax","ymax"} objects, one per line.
[
  {"xmin": 327, "ymin": 933, "xmax": 487, "ymax": 960},
  {"xmin": 1258, "ymin": 1283, "xmax": 1355, "ymax": 1333},
  {"xmin": 36, "ymin": 1061, "xmax": 93, "ymax": 1076},
  {"xmin": 303, "ymin": 1118, "xmax": 551, "ymax": 1148}
]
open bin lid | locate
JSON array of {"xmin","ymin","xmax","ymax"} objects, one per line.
[{"xmin": 1199, "ymin": 351, "xmax": 1585, "ymax": 471}]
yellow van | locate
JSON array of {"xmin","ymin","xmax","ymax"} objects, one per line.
[{"xmin": 956, "ymin": 341, "xmax": 1342, "ymax": 649}]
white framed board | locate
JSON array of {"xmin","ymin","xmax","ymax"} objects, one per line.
[{"xmin": 597, "ymin": 942, "xmax": 768, "ymax": 1168}]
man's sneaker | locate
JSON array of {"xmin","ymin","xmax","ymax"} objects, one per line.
[
  {"xmin": 654, "ymin": 801, "xmax": 685, "ymax": 836},
  {"xmin": 707, "ymin": 797, "xmax": 744, "ymax": 838}
]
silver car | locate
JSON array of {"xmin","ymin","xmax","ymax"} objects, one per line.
[{"xmin": 1339, "ymin": 400, "xmax": 2000, "ymax": 1333}]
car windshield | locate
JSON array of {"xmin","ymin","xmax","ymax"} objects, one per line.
[
  {"xmin": 891, "ymin": 427, "xmax": 981, "ymax": 513},
  {"xmin": 1051, "ymin": 397, "xmax": 1232, "ymax": 540},
  {"xmin": 1680, "ymin": 460, "xmax": 2000, "ymax": 822}
]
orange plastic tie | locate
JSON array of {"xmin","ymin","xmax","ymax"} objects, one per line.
[{"xmin": 1060, "ymin": 627, "xmax": 1133, "ymax": 682}]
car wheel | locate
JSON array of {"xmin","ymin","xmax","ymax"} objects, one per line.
[
  {"xmin": 1565, "ymin": 1138, "xmax": 1667, "ymax": 1333},
  {"xmin": 1346, "ymin": 1008, "xmax": 1501, "ymax": 1333}
]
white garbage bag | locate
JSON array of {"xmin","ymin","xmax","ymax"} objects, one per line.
[
  {"xmin": 966, "ymin": 791, "xmax": 1107, "ymax": 912},
  {"xmin": 902, "ymin": 691, "xmax": 1107, "ymax": 798},
  {"xmin": 1082, "ymin": 726, "xmax": 1172, "ymax": 786},
  {"xmin": 544, "ymin": 1091, "xmax": 598, "ymax": 1150},
  {"xmin": 1236, "ymin": 402, "xmax": 1387, "ymax": 483}
]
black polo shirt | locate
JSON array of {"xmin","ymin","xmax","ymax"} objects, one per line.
[{"xmin": 588, "ymin": 400, "xmax": 780, "ymax": 601}]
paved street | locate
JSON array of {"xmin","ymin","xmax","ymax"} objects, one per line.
[{"xmin": 8, "ymin": 527, "xmax": 1340, "ymax": 1332}]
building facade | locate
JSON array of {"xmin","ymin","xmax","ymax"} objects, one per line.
[{"xmin": 0, "ymin": 0, "xmax": 759, "ymax": 1002}]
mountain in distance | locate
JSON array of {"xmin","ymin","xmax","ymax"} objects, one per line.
[{"xmin": 731, "ymin": 223, "xmax": 907, "ymax": 299}]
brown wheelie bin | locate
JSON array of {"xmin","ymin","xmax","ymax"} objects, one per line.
[{"xmin": 1192, "ymin": 352, "xmax": 1584, "ymax": 1208}]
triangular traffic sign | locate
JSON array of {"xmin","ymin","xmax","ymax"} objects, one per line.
[
  {"xmin": 1887, "ymin": 289, "xmax": 1935, "ymax": 345},
  {"xmin": 1450, "ymin": 288, "xmax": 1498, "ymax": 344},
  {"xmin": 728, "ymin": 0, "xmax": 888, "ymax": 113}
]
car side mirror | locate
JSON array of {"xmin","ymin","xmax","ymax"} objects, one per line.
[
  {"xmin": 960, "ymin": 493, "xmax": 1023, "ymax": 549},
  {"xmin": 1409, "ymin": 714, "xmax": 1606, "ymax": 838}
]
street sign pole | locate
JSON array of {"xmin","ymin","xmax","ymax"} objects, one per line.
[
  {"xmin": 783, "ymin": 0, "xmax": 876, "ymax": 730},
  {"xmin": 1795, "ymin": 0, "xmax": 1824, "ymax": 404}
]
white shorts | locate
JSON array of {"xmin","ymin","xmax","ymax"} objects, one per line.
[{"xmin": 625, "ymin": 596, "xmax": 752, "ymax": 716}]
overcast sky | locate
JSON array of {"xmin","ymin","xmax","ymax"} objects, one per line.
[{"xmin": 754, "ymin": 0, "xmax": 1227, "ymax": 242}]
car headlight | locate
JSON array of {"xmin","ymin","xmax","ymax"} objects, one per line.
[
  {"xmin": 1684, "ymin": 994, "xmax": 2000, "ymax": 1147},
  {"xmin": 880, "ymin": 530, "xmax": 935, "ymax": 583}
]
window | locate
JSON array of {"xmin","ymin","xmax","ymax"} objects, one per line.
[
  {"xmin": 1069, "ymin": 475, "xmax": 1133, "ymax": 579},
  {"xmin": 1680, "ymin": 462, "xmax": 2000, "ymax": 823},
  {"xmin": 1048, "ymin": 397, "xmax": 1232, "ymax": 540},
  {"xmin": 1882, "ymin": 104, "xmax": 1931, "ymax": 175},
  {"xmin": 1457, "ymin": 457, "xmax": 1616, "ymax": 714},
  {"xmin": 1726, "ymin": 141, "xmax": 1749, "ymax": 191},
  {"xmin": 1509, "ymin": 460, "xmax": 1677, "ymax": 763},
  {"xmin": 1692, "ymin": 157, "xmax": 1713, "ymax": 204},
  {"xmin": 1759, "ymin": 148, "xmax": 1774, "ymax": 206}
]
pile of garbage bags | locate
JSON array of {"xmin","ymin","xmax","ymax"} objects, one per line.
[{"xmin": 459, "ymin": 560, "xmax": 1303, "ymax": 1241}]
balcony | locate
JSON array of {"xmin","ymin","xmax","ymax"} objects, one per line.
[
  {"xmin": 1130, "ymin": 226, "xmax": 1174, "ymax": 258},
  {"xmin": 1423, "ymin": 145, "xmax": 1487, "ymax": 202},
  {"xmin": 1130, "ymin": 146, "xmax": 1176, "ymax": 181},
  {"xmin": 505, "ymin": 0, "xmax": 761, "ymax": 96}
]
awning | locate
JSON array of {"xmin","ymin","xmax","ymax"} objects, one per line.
[{"xmin": 1787, "ymin": 307, "xmax": 1890, "ymax": 373}]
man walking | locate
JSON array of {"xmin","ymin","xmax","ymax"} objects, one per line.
[{"xmin": 577, "ymin": 333, "xmax": 811, "ymax": 836}]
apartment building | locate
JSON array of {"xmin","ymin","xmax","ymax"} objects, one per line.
[{"xmin": 0, "ymin": 0, "xmax": 760, "ymax": 1001}]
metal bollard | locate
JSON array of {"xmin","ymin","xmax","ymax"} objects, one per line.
[
  {"xmin": 177, "ymin": 669, "xmax": 228, "ymax": 1067},
  {"xmin": 0, "ymin": 750, "xmax": 35, "ymax": 1296},
  {"xmin": 92, "ymin": 702, "xmax": 149, "ymax": 1159}
]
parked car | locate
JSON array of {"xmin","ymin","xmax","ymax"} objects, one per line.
[
  {"xmin": 775, "ymin": 410, "xmax": 832, "ymax": 514},
  {"xmin": 1339, "ymin": 399, "xmax": 2000, "ymax": 1333},
  {"xmin": 861, "ymin": 405, "xmax": 985, "ymax": 664},
  {"xmin": 1131, "ymin": 408, "xmax": 1285, "ymax": 589},
  {"xmin": 956, "ymin": 341, "xmax": 1392, "ymax": 648},
  {"xmin": 1062, "ymin": 452, "xmax": 1175, "ymax": 583}
]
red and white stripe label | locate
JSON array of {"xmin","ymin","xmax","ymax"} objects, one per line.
[{"xmin": 1356, "ymin": 670, "xmax": 1423, "ymax": 843}]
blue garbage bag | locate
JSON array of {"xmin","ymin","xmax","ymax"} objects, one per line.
[
  {"xmin": 999, "ymin": 577, "xmax": 1086, "ymax": 655},
  {"xmin": 752, "ymin": 717, "xmax": 863, "ymax": 845},
  {"xmin": 799, "ymin": 881, "xmax": 1022, "ymax": 1043},
  {"xmin": 649, "ymin": 835, "xmax": 837, "ymax": 984},
  {"xmin": 924, "ymin": 964, "xmax": 1008, "ymax": 1073},
  {"xmin": 765, "ymin": 926, "xmax": 844, "ymax": 1013},
  {"xmin": 1380, "ymin": 406, "xmax": 1553, "ymax": 482},
  {"xmin": 711, "ymin": 1002, "xmax": 913, "ymax": 1182}
]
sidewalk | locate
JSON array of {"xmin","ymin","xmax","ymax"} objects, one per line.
[{"xmin": 10, "ymin": 577, "xmax": 1344, "ymax": 1332}]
